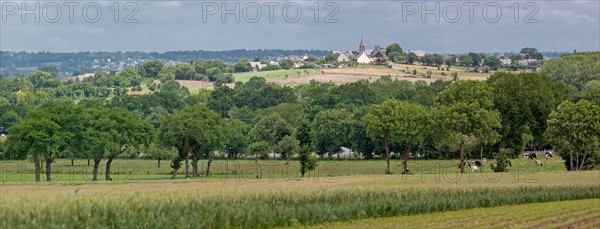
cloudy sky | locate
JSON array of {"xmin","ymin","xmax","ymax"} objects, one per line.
[{"xmin": 1, "ymin": 0, "xmax": 598, "ymax": 53}]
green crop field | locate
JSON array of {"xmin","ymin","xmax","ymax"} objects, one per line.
[{"xmin": 0, "ymin": 158, "xmax": 598, "ymax": 228}]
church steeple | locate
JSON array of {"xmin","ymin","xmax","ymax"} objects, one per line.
[{"xmin": 359, "ymin": 36, "xmax": 366, "ymax": 54}]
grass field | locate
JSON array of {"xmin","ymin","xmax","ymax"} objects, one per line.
[
  {"xmin": 233, "ymin": 69, "xmax": 320, "ymax": 83},
  {"xmin": 320, "ymin": 198, "xmax": 600, "ymax": 228}
]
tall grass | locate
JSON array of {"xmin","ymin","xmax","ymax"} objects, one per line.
[{"xmin": 1, "ymin": 184, "xmax": 598, "ymax": 228}]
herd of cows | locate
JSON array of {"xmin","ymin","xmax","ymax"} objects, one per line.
[{"xmin": 458, "ymin": 151, "xmax": 554, "ymax": 172}]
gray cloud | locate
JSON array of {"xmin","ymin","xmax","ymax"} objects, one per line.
[{"xmin": 1, "ymin": 0, "xmax": 598, "ymax": 53}]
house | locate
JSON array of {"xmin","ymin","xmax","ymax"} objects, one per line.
[
  {"xmin": 370, "ymin": 46, "xmax": 386, "ymax": 60},
  {"xmin": 249, "ymin": 62, "xmax": 267, "ymax": 71},
  {"xmin": 287, "ymin": 55, "xmax": 304, "ymax": 62},
  {"xmin": 356, "ymin": 52, "xmax": 371, "ymax": 64},
  {"xmin": 518, "ymin": 59, "xmax": 537, "ymax": 65},
  {"xmin": 302, "ymin": 54, "xmax": 310, "ymax": 61},
  {"xmin": 408, "ymin": 50, "xmax": 427, "ymax": 57},
  {"xmin": 500, "ymin": 57, "xmax": 512, "ymax": 65},
  {"xmin": 333, "ymin": 51, "xmax": 351, "ymax": 62}
]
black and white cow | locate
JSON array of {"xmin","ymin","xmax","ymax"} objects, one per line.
[
  {"xmin": 535, "ymin": 160, "xmax": 543, "ymax": 166},
  {"xmin": 545, "ymin": 151, "xmax": 553, "ymax": 158},
  {"xmin": 524, "ymin": 153, "xmax": 537, "ymax": 160},
  {"xmin": 458, "ymin": 161, "xmax": 471, "ymax": 169}
]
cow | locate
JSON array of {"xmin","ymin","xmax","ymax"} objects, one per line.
[
  {"xmin": 507, "ymin": 160, "xmax": 512, "ymax": 167},
  {"xmin": 458, "ymin": 161, "xmax": 471, "ymax": 169},
  {"xmin": 473, "ymin": 161, "xmax": 483, "ymax": 167},
  {"xmin": 535, "ymin": 160, "xmax": 543, "ymax": 166},
  {"xmin": 545, "ymin": 151, "xmax": 553, "ymax": 158},
  {"xmin": 482, "ymin": 158, "xmax": 487, "ymax": 164},
  {"xmin": 524, "ymin": 153, "xmax": 537, "ymax": 160}
]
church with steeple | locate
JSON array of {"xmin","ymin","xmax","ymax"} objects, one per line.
[{"xmin": 355, "ymin": 37, "xmax": 387, "ymax": 64}]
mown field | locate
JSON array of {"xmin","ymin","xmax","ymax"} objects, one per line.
[
  {"xmin": 0, "ymin": 157, "xmax": 568, "ymax": 183},
  {"xmin": 320, "ymin": 198, "xmax": 600, "ymax": 228},
  {"xmin": 233, "ymin": 69, "xmax": 320, "ymax": 83}
]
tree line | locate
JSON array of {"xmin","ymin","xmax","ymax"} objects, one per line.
[{"xmin": 1, "ymin": 53, "xmax": 599, "ymax": 181}]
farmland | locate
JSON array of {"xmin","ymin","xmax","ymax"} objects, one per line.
[
  {"xmin": 1, "ymin": 157, "xmax": 599, "ymax": 228},
  {"xmin": 0, "ymin": 169, "xmax": 598, "ymax": 228}
]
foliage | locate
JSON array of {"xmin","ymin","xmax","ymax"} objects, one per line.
[
  {"xmin": 545, "ymin": 100, "xmax": 600, "ymax": 170},
  {"xmin": 310, "ymin": 109, "xmax": 353, "ymax": 158},
  {"xmin": 492, "ymin": 149, "xmax": 511, "ymax": 172},
  {"xmin": 433, "ymin": 81, "xmax": 501, "ymax": 173},
  {"xmin": 298, "ymin": 145, "xmax": 317, "ymax": 177},
  {"xmin": 540, "ymin": 52, "xmax": 600, "ymax": 90}
]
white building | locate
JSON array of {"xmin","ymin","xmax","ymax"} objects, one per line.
[
  {"xmin": 249, "ymin": 62, "xmax": 267, "ymax": 71},
  {"xmin": 408, "ymin": 50, "xmax": 427, "ymax": 57},
  {"xmin": 356, "ymin": 52, "xmax": 371, "ymax": 64}
]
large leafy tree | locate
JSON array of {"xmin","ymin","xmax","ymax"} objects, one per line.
[
  {"xmin": 364, "ymin": 100, "xmax": 430, "ymax": 174},
  {"xmin": 311, "ymin": 109, "xmax": 353, "ymax": 159},
  {"xmin": 139, "ymin": 60, "xmax": 164, "ymax": 78},
  {"xmin": 545, "ymin": 100, "xmax": 600, "ymax": 171},
  {"xmin": 250, "ymin": 113, "xmax": 293, "ymax": 146},
  {"xmin": 159, "ymin": 104, "xmax": 225, "ymax": 178},
  {"xmin": 5, "ymin": 111, "xmax": 61, "ymax": 182},
  {"xmin": 95, "ymin": 108, "xmax": 154, "ymax": 181},
  {"xmin": 488, "ymin": 72, "xmax": 571, "ymax": 156},
  {"xmin": 433, "ymin": 81, "xmax": 501, "ymax": 173},
  {"xmin": 577, "ymin": 80, "xmax": 600, "ymax": 106}
]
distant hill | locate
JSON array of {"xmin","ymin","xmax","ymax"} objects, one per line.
[{"xmin": 0, "ymin": 49, "xmax": 331, "ymax": 76}]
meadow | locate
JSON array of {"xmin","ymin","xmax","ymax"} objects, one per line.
[{"xmin": 233, "ymin": 69, "xmax": 320, "ymax": 83}]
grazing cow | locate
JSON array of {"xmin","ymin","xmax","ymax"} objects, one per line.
[
  {"xmin": 482, "ymin": 158, "xmax": 487, "ymax": 164},
  {"xmin": 470, "ymin": 164, "xmax": 480, "ymax": 172},
  {"xmin": 535, "ymin": 160, "xmax": 543, "ymax": 166},
  {"xmin": 524, "ymin": 153, "xmax": 537, "ymax": 160},
  {"xmin": 473, "ymin": 161, "xmax": 483, "ymax": 167},
  {"xmin": 545, "ymin": 151, "xmax": 553, "ymax": 158},
  {"xmin": 458, "ymin": 161, "xmax": 471, "ymax": 169},
  {"xmin": 404, "ymin": 167, "xmax": 410, "ymax": 174}
]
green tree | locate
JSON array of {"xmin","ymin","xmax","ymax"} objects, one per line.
[
  {"xmin": 274, "ymin": 135, "xmax": 300, "ymax": 163},
  {"xmin": 545, "ymin": 100, "xmax": 600, "ymax": 171},
  {"xmin": 5, "ymin": 111, "xmax": 61, "ymax": 182},
  {"xmin": 520, "ymin": 47, "xmax": 543, "ymax": 60},
  {"xmin": 247, "ymin": 141, "xmax": 270, "ymax": 164},
  {"xmin": 145, "ymin": 142, "xmax": 177, "ymax": 168},
  {"xmin": 406, "ymin": 52, "xmax": 418, "ymax": 64},
  {"xmin": 541, "ymin": 52, "xmax": 600, "ymax": 90},
  {"xmin": 139, "ymin": 60, "xmax": 164, "ymax": 78},
  {"xmin": 159, "ymin": 104, "xmax": 225, "ymax": 178},
  {"xmin": 175, "ymin": 62, "xmax": 197, "ymax": 80},
  {"xmin": 96, "ymin": 108, "xmax": 154, "ymax": 180},
  {"xmin": 577, "ymin": 80, "xmax": 600, "ymax": 106},
  {"xmin": 208, "ymin": 86, "xmax": 235, "ymax": 117},
  {"xmin": 386, "ymin": 43, "xmax": 403, "ymax": 56},
  {"xmin": 234, "ymin": 58, "xmax": 252, "ymax": 73},
  {"xmin": 364, "ymin": 100, "xmax": 430, "ymax": 174},
  {"xmin": 324, "ymin": 53, "xmax": 340, "ymax": 62},
  {"xmin": 311, "ymin": 109, "xmax": 353, "ymax": 159},
  {"xmin": 484, "ymin": 56, "xmax": 501, "ymax": 70},
  {"xmin": 488, "ymin": 72, "xmax": 571, "ymax": 156},
  {"xmin": 298, "ymin": 145, "xmax": 317, "ymax": 177},
  {"xmin": 250, "ymin": 113, "xmax": 293, "ymax": 146},
  {"xmin": 224, "ymin": 120, "xmax": 250, "ymax": 159},
  {"xmin": 433, "ymin": 81, "xmax": 501, "ymax": 173}
]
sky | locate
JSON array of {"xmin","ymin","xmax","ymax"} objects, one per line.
[{"xmin": 0, "ymin": 0, "xmax": 599, "ymax": 53}]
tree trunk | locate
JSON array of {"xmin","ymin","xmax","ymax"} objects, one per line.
[
  {"xmin": 171, "ymin": 168, "xmax": 178, "ymax": 179},
  {"xmin": 192, "ymin": 155, "xmax": 199, "ymax": 177},
  {"xmin": 205, "ymin": 153, "xmax": 212, "ymax": 176},
  {"xmin": 92, "ymin": 159, "xmax": 101, "ymax": 181},
  {"xmin": 459, "ymin": 139, "xmax": 465, "ymax": 174},
  {"xmin": 575, "ymin": 151, "xmax": 580, "ymax": 171},
  {"xmin": 402, "ymin": 145, "xmax": 411, "ymax": 174},
  {"xmin": 45, "ymin": 157, "xmax": 52, "ymax": 182},
  {"xmin": 185, "ymin": 156, "xmax": 190, "ymax": 178},
  {"xmin": 105, "ymin": 156, "xmax": 114, "ymax": 181},
  {"xmin": 384, "ymin": 136, "xmax": 391, "ymax": 174},
  {"xmin": 569, "ymin": 151, "xmax": 574, "ymax": 171},
  {"xmin": 579, "ymin": 152, "xmax": 588, "ymax": 171},
  {"xmin": 157, "ymin": 159, "xmax": 161, "ymax": 168},
  {"xmin": 71, "ymin": 159, "xmax": 74, "ymax": 166},
  {"xmin": 34, "ymin": 157, "xmax": 41, "ymax": 182},
  {"xmin": 88, "ymin": 159, "xmax": 90, "ymax": 166}
]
